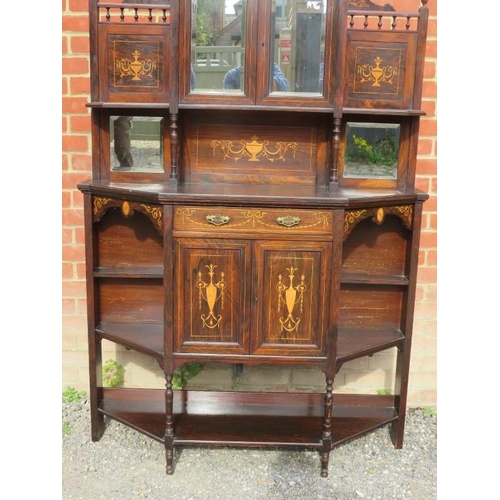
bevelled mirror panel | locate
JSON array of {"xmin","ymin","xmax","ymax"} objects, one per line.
[
  {"xmin": 190, "ymin": 0, "xmax": 247, "ymax": 94},
  {"xmin": 110, "ymin": 116, "xmax": 164, "ymax": 173},
  {"xmin": 344, "ymin": 122, "xmax": 400, "ymax": 179},
  {"xmin": 270, "ymin": 0, "xmax": 327, "ymax": 95}
]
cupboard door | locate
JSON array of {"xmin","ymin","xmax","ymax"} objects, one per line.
[
  {"xmin": 251, "ymin": 240, "xmax": 332, "ymax": 356},
  {"xmin": 174, "ymin": 238, "xmax": 251, "ymax": 354}
]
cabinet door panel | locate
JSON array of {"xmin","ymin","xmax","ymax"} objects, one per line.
[
  {"xmin": 251, "ymin": 241, "xmax": 332, "ymax": 356},
  {"xmin": 174, "ymin": 239, "xmax": 251, "ymax": 354}
]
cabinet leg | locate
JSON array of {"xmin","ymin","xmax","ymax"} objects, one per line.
[
  {"xmin": 390, "ymin": 406, "xmax": 406, "ymax": 449},
  {"xmin": 90, "ymin": 404, "xmax": 105, "ymax": 442},
  {"xmin": 321, "ymin": 451, "xmax": 331, "ymax": 478},
  {"xmin": 166, "ymin": 446, "xmax": 174, "ymax": 475},
  {"xmin": 89, "ymin": 339, "xmax": 104, "ymax": 441},
  {"xmin": 321, "ymin": 378, "xmax": 334, "ymax": 478},
  {"xmin": 165, "ymin": 374, "xmax": 174, "ymax": 475}
]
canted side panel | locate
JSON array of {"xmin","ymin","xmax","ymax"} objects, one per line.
[
  {"xmin": 338, "ymin": 285, "xmax": 404, "ymax": 330},
  {"xmin": 98, "ymin": 24, "xmax": 170, "ymax": 103},
  {"xmin": 342, "ymin": 215, "xmax": 410, "ymax": 277},
  {"xmin": 97, "ymin": 278, "xmax": 164, "ymax": 323},
  {"xmin": 345, "ymin": 31, "xmax": 417, "ymax": 109},
  {"xmin": 96, "ymin": 207, "xmax": 163, "ymax": 269},
  {"xmin": 174, "ymin": 239, "xmax": 251, "ymax": 354},
  {"xmin": 252, "ymin": 241, "xmax": 331, "ymax": 356}
]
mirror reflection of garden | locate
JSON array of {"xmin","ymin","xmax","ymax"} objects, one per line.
[{"xmin": 344, "ymin": 123, "xmax": 400, "ymax": 178}]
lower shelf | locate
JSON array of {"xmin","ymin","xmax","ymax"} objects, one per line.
[{"xmin": 98, "ymin": 388, "xmax": 398, "ymax": 448}]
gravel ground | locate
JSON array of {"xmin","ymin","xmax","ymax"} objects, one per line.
[{"xmin": 62, "ymin": 398, "xmax": 436, "ymax": 500}]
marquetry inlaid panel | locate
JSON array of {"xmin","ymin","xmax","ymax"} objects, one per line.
[
  {"xmin": 251, "ymin": 240, "xmax": 332, "ymax": 356},
  {"xmin": 345, "ymin": 31, "xmax": 417, "ymax": 109},
  {"xmin": 98, "ymin": 24, "xmax": 170, "ymax": 103},
  {"xmin": 174, "ymin": 206, "xmax": 333, "ymax": 237},
  {"xmin": 343, "ymin": 205, "xmax": 413, "ymax": 240},
  {"xmin": 181, "ymin": 110, "xmax": 329, "ymax": 185},
  {"xmin": 174, "ymin": 238, "xmax": 251, "ymax": 354},
  {"xmin": 92, "ymin": 197, "xmax": 163, "ymax": 234}
]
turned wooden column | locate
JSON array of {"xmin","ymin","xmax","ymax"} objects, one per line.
[
  {"xmin": 165, "ymin": 374, "xmax": 174, "ymax": 474},
  {"xmin": 321, "ymin": 378, "xmax": 334, "ymax": 477},
  {"xmin": 169, "ymin": 112, "xmax": 178, "ymax": 189}
]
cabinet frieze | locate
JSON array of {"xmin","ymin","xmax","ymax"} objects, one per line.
[{"xmin": 174, "ymin": 206, "xmax": 333, "ymax": 235}]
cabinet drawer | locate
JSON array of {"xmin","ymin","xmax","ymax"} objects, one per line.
[{"xmin": 174, "ymin": 206, "xmax": 333, "ymax": 236}]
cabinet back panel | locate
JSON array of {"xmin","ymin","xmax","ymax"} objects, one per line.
[
  {"xmin": 97, "ymin": 278, "xmax": 164, "ymax": 323},
  {"xmin": 342, "ymin": 216, "xmax": 409, "ymax": 277},
  {"xmin": 339, "ymin": 285, "xmax": 404, "ymax": 330},
  {"xmin": 182, "ymin": 110, "xmax": 329, "ymax": 186},
  {"xmin": 96, "ymin": 208, "xmax": 163, "ymax": 269}
]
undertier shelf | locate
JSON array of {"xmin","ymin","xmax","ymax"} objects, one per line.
[{"xmin": 98, "ymin": 389, "xmax": 398, "ymax": 448}]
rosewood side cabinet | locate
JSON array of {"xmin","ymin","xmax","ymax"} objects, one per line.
[{"xmin": 78, "ymin": 0, "xmax": 430, "ymax": 477}]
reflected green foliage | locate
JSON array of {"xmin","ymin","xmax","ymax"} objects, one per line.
[
  {"xmin": 173, "ymin": 362, "xmax": 203, "ymax": 389},
  {"xmin": 346, "ymin": 134, "xmax": 397, "ymax": 167}
]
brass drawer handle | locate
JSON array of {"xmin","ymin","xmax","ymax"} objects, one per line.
[
  {"xmin": 205, "ymin": 214, "xmax": 230, "ymax": 226},
  {"xmin": 276, "ymin": 216, "xmax": 301, "ymax": 227}
]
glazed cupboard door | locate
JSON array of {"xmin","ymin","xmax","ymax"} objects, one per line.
[
  {"xmin": 174, "ymin": 238, "xmax": 252, "ymax": 354},
  {"xmin": 251, "ymin": 240, "xmax": 332, "ymax": 356},
  {"xmin": 180, "ymin": 0, "xmax": 335, "ymax": 107}
]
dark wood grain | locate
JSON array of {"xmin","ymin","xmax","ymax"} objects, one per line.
[
  {"xmin": 342, "ymin": 214, "xmax": 410, "ymax": 278},
  {"xmin": 99, "ymin": 388, "xmax": 397, "ymax": 448},
  {"xmin": 337, "ymin": 328, "xmax": 404, "ymax": 365},
  {"xmin": 81, "ymin": 0, "xmax": 430, "ymax": 478},
  {"xmin": 96, "ymin": 322, "xmax": 164, "ymax": 365}
]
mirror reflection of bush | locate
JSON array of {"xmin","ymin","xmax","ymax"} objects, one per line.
[{"xmin": 346, "ymin": 133, "xmax": 398, "ymax": 167}]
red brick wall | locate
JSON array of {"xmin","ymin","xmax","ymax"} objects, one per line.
[{"xmin": 62, "ymin": 0, "xmax": 437, "ymax": 407}]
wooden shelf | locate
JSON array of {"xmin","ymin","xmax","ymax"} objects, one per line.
[
  {"xmin": 87, "ymin": 102, "xmax": 170, "ymax": 109},
  {"xmin": 98, "ymin": 389, "xmax": 398, "ymax": 448},
  {"xmin": 336, "ymin": 328, "xmax": 404, "ymax": 364},
  {"xmin": 342, "ymin": 107, "xmax": 425, "ymax": 116},
  {"xmin": 93, "ymin": 322, "xmax": 403, "ymax": 374},
  {"xmin": 340, "ymin": 273, "xmax": 409, "ymax": 286},
  {"xmin": 94, "ymin": 267, "xmax": 164, "ymax": 279},
  {"xmin": 96, "ymin": 322, "xmax": 164, "ymax": 365}
]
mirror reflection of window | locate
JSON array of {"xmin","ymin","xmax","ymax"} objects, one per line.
[
  {"xmin": 270, "ymin": 0, "xmax": 327, "ymax": 95},
  {"xmin": 110, "ymin": 116, "xmax": 164, "ymax": 173},
  {"xmin": 191, "ymin": 0, "xmax": 246, "ymax": 93},
  {"xmin": 344, "ymin": 123, "xmax": 400, "ymax": 179}
]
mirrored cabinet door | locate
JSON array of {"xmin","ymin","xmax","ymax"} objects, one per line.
[
  {"xmin": 180, "ymin": 0, "xmax": 256, "ymax": 104},
  {"xmin": 268, "ymin": 0, "xmax": 327, "ymax": 95},
  {"xmin": 257, "ymin": 0, "xmax": 335, "ymax": 106},
  {"xmin": 180, "ymin": 0, "xmax": 335, "ymax": 107},
  {"xmin": 190, "ymin": 0, "xmax": 248, "ymax": 94}
]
